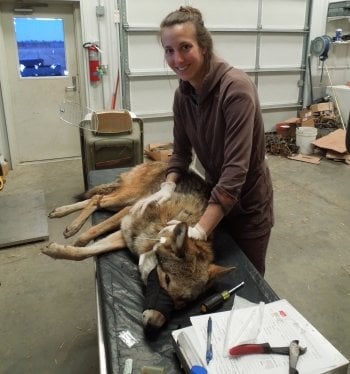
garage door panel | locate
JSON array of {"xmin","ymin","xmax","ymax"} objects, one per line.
[
  {"xmin": 190, "ymin": 0, "xmax": 259, "ymax": 27},
  {"xmin": 125, "ymin": 0, "xmax": 184, "ymax": 26},
  {"xmin": 129, "ymin": 77, "xmax": 177, "ymax": 113},
  {"xmin": 143, "ymin": 118, "xmax": 173, "ymax": 146},
  {"xmin": 258, "ymin": 74, "xmax": 300, "ymax": 104},
  {"xmin": 128, "ymin": 33, "xmax": 165, "ymax": 71},
  {"xmin": 262, "ymin": 109, "xmax": 297, "ymax": 132},
  {"xmin": 260, "ymin": 34, "xmax": 304, "ymax": 67},
  {"xmin": 261, "ymin": 0, "xmax": 307, "ymax": 28},
  {"xmin": 213, "ymin": 33, "xmax": 257, "ymax": 69},
  {"xmin": 145, "ymin": 112, "xmax": 299, "ymax": 150}
]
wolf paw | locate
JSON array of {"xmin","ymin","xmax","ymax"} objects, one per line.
[
  {"xmin": 48, "ymin": 207, "xmax": 67, "ymax": 218},
  {"xmin": 42, "ymin": 242, "xmax": 87, "ymax": 261},
  {"xmin": 63, "ymin": 225, "xmax": 80, "ymax": 238},
  {"xmin": 42, "ymin": 242, "xmax": 65, "ymax": 259}
]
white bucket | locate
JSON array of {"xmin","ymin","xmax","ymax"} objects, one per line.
[{"xmin": 296, "ymin": 127, "xmax": 318, "ymax": 154}]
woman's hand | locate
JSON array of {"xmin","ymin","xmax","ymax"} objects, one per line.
[
  {"xmin": 130, "ymin": 181, "xmax": 176, "ymax": 214},
  {"xmin": 162, "ymin": 220, "xmax": 207, "ymax": 241}
]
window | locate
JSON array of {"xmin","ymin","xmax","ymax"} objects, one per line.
[{"xmin": 14, "ymin": 17, "xmax": 67, "ymax": 78}]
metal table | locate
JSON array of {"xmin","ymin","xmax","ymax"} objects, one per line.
[{"xmin": 89, "ymin": 168, "xmax": 279, "ymax": 374}]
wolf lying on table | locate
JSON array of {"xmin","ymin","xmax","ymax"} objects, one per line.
[{"xmin": 43, "ymin": 161, "xmax": 234, "ymax": 337}]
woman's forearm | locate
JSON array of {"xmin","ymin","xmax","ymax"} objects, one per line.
[{"xmin": 197, "ymin": 203, "xmax": 225, "ymax": 237}]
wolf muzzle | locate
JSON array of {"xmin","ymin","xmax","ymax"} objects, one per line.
[{"xmin": 143, "ymin": 268, "xmax": 174, "ymax": 339}]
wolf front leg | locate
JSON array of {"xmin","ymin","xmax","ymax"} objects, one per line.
[{"xmin": 42, "ymin": 230, "xmax": 126, "ymax": 261}]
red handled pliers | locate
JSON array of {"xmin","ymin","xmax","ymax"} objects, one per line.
[{"xmin": 229, "ymin": 340, "xmax": 307, "ymax": 373}]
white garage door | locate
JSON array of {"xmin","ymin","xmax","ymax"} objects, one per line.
[{"xmin": 117, "ymin": 0, "xmax": 312, "ymax": 146}]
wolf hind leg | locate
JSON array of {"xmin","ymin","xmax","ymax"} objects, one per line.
[
  {"xmin": 63, "ymin": 198, "xmax": 100, "ymax": 238},
  {"xmin": 43, "ymin": 230, "xmax": 126, "ymax": 261},
  {"xmin": 63, "ymin": 187, "xmax": 143, "ymax": 239},
  {"xmin": 74, "ymin": 206, "xmax": 131, "ymax": 246},
  {"xmin": 49, "ymin": 199, "xmax": 92, "ymax": 218}
]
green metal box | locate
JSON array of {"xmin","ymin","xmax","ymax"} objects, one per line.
[{"xmin": 81, "ymin": 117, "xmax": 143, "ymax": 189}]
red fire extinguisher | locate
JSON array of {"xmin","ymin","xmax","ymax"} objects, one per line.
[{"xmin": 83, "ymin": 42, "xmax": 100, "ymax": 82}]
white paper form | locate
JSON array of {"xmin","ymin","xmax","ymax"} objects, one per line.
[
  {"xmin": 188, "ymin": 299, "xmax": 349, "ymax": 374},
  {"xmin": 259, "ymin": 300, "xmax": 349, "ymax": 373},
  {"xmin": 223, "ymin": 302, "xmax": 265, "ymax": 355},
  {"xmin": 190, "ymin": 311, "xmax": 288, "ymax": 374}
]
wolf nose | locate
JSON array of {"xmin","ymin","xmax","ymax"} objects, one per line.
[
  {"xmin": 142, "ymin": 309, "xmax": 167, "ymax": 340},
  {"xmin": 142, "ymin": 268, "xmax": 174, "ymax": 339}
]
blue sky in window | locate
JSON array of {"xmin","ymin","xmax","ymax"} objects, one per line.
[{"xmin": 14, "ymin": 18, "xmax": 64, "ymax": 42}]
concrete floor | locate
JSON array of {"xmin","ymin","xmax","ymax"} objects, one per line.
[{"xmin": 0, "ymin": 155, "xmax": 349, "ymax": 373}]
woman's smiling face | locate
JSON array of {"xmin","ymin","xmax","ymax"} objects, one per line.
[{"xmin": 161, "ymin": 22, "xmax": 206, "ymax": 90}]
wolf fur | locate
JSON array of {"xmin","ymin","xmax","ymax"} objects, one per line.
[{"xmin": 43, "ymin": 161, "xmax": 234, "ymax": 332}]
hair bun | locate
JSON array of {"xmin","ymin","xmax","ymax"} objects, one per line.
[{"xmin": 179, "ymin": 6, "xmax": 203, "ymax": 21}]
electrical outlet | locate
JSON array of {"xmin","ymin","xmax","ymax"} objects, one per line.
[{"xmin": 96, "ymin": 5, "xmax": 105, "ymax": 17}]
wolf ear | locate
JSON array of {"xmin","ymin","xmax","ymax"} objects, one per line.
[
  {"xmin": 173, "ymin": 222, "xmax": 188, "ymax": 258},
  {"xmin": 207, "ymin": 264, "xmax": 235, "ymax": 281}
]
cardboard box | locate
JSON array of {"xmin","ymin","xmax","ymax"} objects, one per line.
[
  {"xmin": 310, "ymin": 102, "xmax": 334, "ymax": 113},
  {"xmin": 145, "ymin": 143, "xmax": 173, "ymax": 161},
  {"xmin": 299, "ymin": 109, "xmax": 313, "ymax": 119},
  {"xmin": 301, "ymin": 118, "xmax": 315, "ymax": 127},
  {"xmin": 282, "ymin": 116, "xmax": 301, "ymax": 125},
  {"xmin": 312, "ymin": 129, "xmax": 347, "ymax": 154},
  {"xmin": 91, "ymin": 110, "xmax": 133, "ymax": 135}
]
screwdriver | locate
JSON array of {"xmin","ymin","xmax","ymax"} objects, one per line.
[{"xmin": 200, "ymin": 281, "xmax": 245, "ymax": 313}]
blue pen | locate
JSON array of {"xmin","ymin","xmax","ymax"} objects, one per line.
[{"xmin": 206, "ymin": 316, "xmax": 213, "ymax": 365}]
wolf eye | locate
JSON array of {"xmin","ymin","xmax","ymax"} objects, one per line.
[{"xmin": 165, "ymin": 274, "xmax": 171, "ymax": 286}]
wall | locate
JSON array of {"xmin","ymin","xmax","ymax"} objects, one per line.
[
  {"xmin": 1, "ymin": 0, "xmax": 344, "ymax": 166},
  {"xmin": 82, "ymin": 0, "xmax": 347, "ymax": 110},
  {"xmin": 79, "ymin": 0, "xmax": 121, "ymax": 111},
  {"xmin": 77, "ymin": 0, "xmax": 350, "ymax": 113},
  {"xmin": 0, "ymin": 83, "xmax": 10, "ymax": 162},
  {"xmin": 0, "ymin": 8, "xmax": 15, "ymax": 164}
]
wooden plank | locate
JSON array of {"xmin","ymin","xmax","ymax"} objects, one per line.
[{"xmin": 0, "ymin": 190, "xmax": 49, "ymax": 249}]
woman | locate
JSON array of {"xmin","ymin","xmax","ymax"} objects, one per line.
[{"xmin": 135, "ymin": 6, "xmax": 273, "ymax": 276}]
